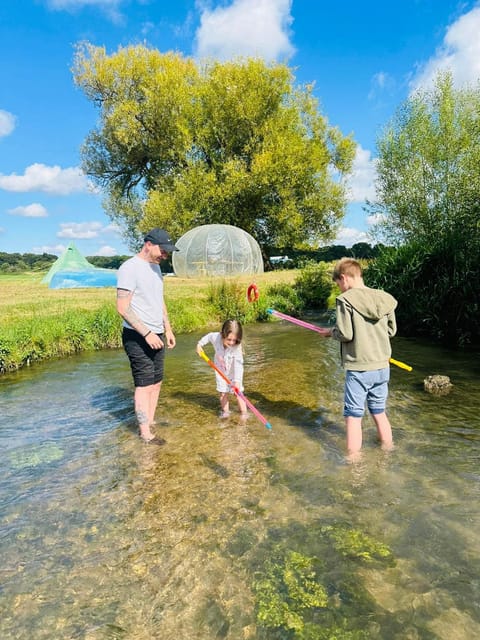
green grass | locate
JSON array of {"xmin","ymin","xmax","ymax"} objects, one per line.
[{"xmin": 0, "ymin": 271, "xmax": 298, "ymax": 374}]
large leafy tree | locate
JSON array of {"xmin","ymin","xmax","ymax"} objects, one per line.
[
  {"xmin": 365, "ymin": 73, "xmax": 480, "ymax": 345},
  {"xmin": 368, "ymin": 72, "xmax": 480, "ymax": 245},
  {"xmin": 73, "ymin": 43, "xmax": 355, "ymax": 252}
]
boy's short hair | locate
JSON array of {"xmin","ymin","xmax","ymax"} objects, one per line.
[{"xmin": 332, "ymin": 258, "xmax": 363, "ymax": 281}]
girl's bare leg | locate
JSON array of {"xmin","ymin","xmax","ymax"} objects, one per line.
[
  {"xmin": 220, "ymin": 392, "xmax": 230, "ymax": 417},
  {"xmin": 237, "ymin": 395, "xmax": 247, "ymax": 416}
]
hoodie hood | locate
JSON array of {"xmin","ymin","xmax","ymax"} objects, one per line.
[{"xmin": 340, "ymin": 287, "xmax": 397, "ymax": 321}]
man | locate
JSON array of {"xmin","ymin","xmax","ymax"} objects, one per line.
[{"xmin": 116, "ymin": 228, "xmax": 178, "ymax": 444}]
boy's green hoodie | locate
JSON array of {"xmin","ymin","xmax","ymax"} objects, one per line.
[{"xmin": 331, "ymin": 287, "xmax": 397, "ymax": 371}]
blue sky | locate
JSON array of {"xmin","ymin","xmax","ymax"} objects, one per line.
[{"xmin": 1, "ymin": 0, "xmax": 479, "ymax": 257}]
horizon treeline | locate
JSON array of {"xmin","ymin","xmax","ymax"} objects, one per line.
[
  {"xmin": 0, "ymin": 242, "xmax": 384, "ymax": 274},
  {"xmin": 0, "ymin": 252, "xmax": 131, "ymax": 273}
]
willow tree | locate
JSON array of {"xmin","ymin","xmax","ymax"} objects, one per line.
[
  {"xmin": 365, "ymin": 73, "xmax": 480, "ymax": 345},
  {"xmin": 368, "ymin": 72, "xmax": 480, "ymax": 245},
  {"xmin": 73, "ymin": 43, "xmax": 355, "ymax": 252}
]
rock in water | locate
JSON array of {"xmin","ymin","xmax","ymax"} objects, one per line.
[{"xmin": 423, "ymin": 375, "xmax": 453, "ymax": 396}]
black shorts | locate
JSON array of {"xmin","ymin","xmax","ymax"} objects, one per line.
[{"xmin": 122, "ymin": 328, "xmax": 165, "ymax": 387}]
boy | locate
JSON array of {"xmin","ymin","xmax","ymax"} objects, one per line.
[{"xmin": 317, "ymin": 258, "xmax": 397, "ymax": 458}]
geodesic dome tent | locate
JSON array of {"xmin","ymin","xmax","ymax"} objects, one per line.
[{"xmin": 172, "ymin": 224, "xmax": 264, "ymax": 278}]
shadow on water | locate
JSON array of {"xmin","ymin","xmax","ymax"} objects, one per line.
[
  {"xmin": 175, "ymin": 386, "xmax": 341, "ymax": 429},
  {"xmin": 90, "ymin": 385, "xmax": 136, "ymax": 433},
  {"xmin": 1, "ymin": 324, "xmax": 480, "ymax": 639}
]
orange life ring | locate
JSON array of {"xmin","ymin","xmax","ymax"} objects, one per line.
[{"xmin": 247, "ymin": 283, "xmax": 259, "ymax": 302}]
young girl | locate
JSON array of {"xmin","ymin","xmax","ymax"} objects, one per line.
[{"xmin": 196, "ymin": 319, "xmax": 247, "ymax": 418}]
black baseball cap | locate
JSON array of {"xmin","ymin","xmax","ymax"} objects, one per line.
[{"xmin": 144, "ymin": 228, "xmax": 178, "ymax": 252}]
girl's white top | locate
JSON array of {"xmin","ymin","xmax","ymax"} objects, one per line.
[{"xmin": 198, "ymin": 332, "xmax": 244, "ymax": 392}]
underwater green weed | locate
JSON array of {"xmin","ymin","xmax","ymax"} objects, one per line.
[
  {"xmin": 254, "ymin": 548, "xmax": 328, "ymax": 633},
  {"xmin": 9, "ymin": 443, "xmax": 64, "ymax": 469},
  {"xmin": 251, "ymin": 522, "xmax": 395, "ymax": 638},
  {"xmin": 320, "ymin": 524, "xmax": 393, "ymax": 562}
]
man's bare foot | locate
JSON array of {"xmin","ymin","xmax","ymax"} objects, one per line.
[{"xmin": 139, "ymin": 427, "xmax": 154, "ymax": 440}]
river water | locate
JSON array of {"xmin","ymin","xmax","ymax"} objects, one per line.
[{"xmin": 1, "ymin": 322, "xmax": 479, "ymax": 639}]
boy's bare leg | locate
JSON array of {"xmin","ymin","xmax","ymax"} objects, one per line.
[
  {"xmin": 346, "ymin": 416, "xmax": 363, "ymax": 457},
  {"xmin": 372, "ymin": 412, "xmax": 394, "ymax": 450}
]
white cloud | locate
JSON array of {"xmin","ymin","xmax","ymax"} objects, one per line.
[
  {"xmin": 372, "ymin": 72, "xmax": 388, "ymax": 90},
  {"xmin": 366, "ymin": 213, "xmax": 385, "ymax": 226},
  {"xmin": 57, "ymin": 221, "xmax": 109, "ymax": 239},
  {"xmin": 0, "ymin": 163, "xmax": 90, "ymax": 195},
  {"xmin": 333, "ymin": 226, "xmax": 369, "ymax": 247},
  {"xmin": 32, "ymin": 241, "xmax": 119, "ymax": 256},
  {"xmin": 0, "ymin": 110, "xmax": 16, "ymax": 138},
  {"xmin": 368, "ymin": 71, "xmax": 395, "ymax": 101},
  {"xmin": 101, "ymin": 222, "xmax": 123, "ymax": 235},
  {"xmin": 347, "ymin": 145, "xmax": 377, "ymax": 203},
  {"xmin": 95, "ymin": 244, "xmax": 118, "ymax": 256},
  {"xmin": 140, "ymin": 20, "xmax": 155, "ymax": 37},
  {"xmin": 195, "ymin": 0, "xmax": 295, "ymax": 61},
  {"xmin": 47, "ymin": 0, "xmax": 120, "ymax": 6},
  {"xmin": 411, "ymin": 6, "xmax": 480, "ymax": 91},
  {"xmin": 46, "ymin": 0, "xmax": 123, "ymax": 21},
  {"xmin": 32, "ymin": 243, "xmax": 67, "ymax": 256},
  {"xmin": 7, "ymin": 203, "xmax": 48, "ymax": 218}
]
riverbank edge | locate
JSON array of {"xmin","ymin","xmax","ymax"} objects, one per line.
[{"xmin": 0, "ymin": 271, "xmax": 301, "ymax": 375}]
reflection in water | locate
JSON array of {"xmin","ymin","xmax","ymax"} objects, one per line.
[{"xmin": 1, "ymin": 324, "xmax": 480, "ymax": 639}]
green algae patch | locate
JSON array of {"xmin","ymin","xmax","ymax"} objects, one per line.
[
  {"xmin": 321, "ymin": 524, "xmax": 393, "ymax": 563},
  {"xmin": 251, "ymin": 522, "xmax": 396, "ymax": 638},
  {"xmin": 300, "ymin": 623, "xmax": 370, "ymax": 639},
  {"xmin": 9, "ymin": 443, "xmax": 64, "ymax": 469},
  {"xmin": 254, "ymin": 548, "xmax": 328, "ymax": 633}
]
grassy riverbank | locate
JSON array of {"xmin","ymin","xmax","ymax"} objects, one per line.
[{"xmin": 0, "ymin": 271, "xmax": 298, "ymax": 374}]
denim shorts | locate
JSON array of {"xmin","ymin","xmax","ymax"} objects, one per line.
[
  {"xmin": 344, "ymin": 368, "xmax": 390, "ymax": 418},
  {"xmin": 122, "ymin": 328, "xmax": 165, "ymax": 387}
]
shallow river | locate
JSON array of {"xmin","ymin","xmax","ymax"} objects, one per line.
[{"xmin": 1, "ymin": 322, "xmax": 479, "ymax": 639}]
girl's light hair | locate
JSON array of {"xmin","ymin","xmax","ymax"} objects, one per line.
[
  {"xmin": 332, "ymin": 258, "xmax": 362, "ymax": 281},
  {"xmin": 221, "ymin": 319, "xmax": 243, "ymax": 344}
]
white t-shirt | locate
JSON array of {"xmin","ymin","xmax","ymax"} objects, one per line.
[
  {"xmin": 117, "ymin": 255, "xmax": 165, "ymax": 333},
  {"xmin": 198, "ymin": 331, "xmax": 244, "ymax": 392}
]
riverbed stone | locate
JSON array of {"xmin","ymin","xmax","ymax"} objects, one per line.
[{"xmin": 423, "ymin": 375, "xmax": 453, "ymax": 396}]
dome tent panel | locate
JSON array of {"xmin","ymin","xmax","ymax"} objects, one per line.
[
  {"xmin": 42, "ymin": 242, "xmax": 117, "ymax": 288},
  {"xmin": 49, "ymin": 269, "xmax": 118, "ymax": 289},
  {"xmin": 172, "ymin": 224, "xmax": 263, "ymax": 278},
  {"xmin": 42, "ymin": 243, "xmax": 94, "ymax": 284}
]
